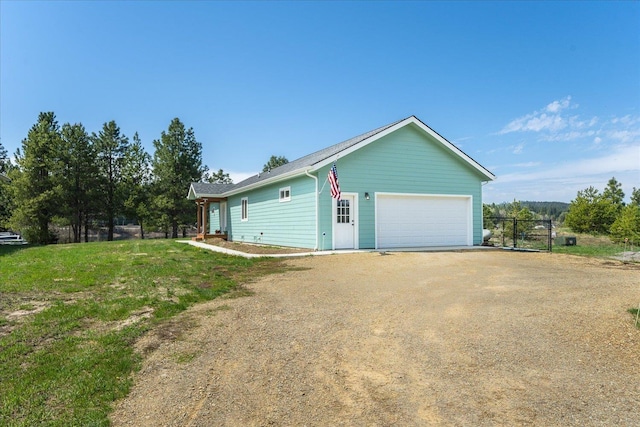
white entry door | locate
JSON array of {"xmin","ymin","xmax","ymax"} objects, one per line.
[{"xmin": 334, "ymin": 194, "xmax": 357, "ymax": 249}]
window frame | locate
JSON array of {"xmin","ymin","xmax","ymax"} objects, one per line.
[
  {"xmin": 241, "ymin": 197, "xmax": 248, "ymax": 221},
  {"xmin": 279, "ymin": 186, "xmax": 291, "ymax": 203}
]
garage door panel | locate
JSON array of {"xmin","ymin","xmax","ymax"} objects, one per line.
[{"xmin": 377, "ymin": 195, "xmax": 471, "ymax": 248}]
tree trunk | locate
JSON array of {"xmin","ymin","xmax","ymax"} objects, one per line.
[
  {"xmin": 171, "ymin": 219, "xmax": 178, "ymax": 239},
  {"xmin": 108, "ymin": 216, "xmax": 114, "ymax": 241},
  {"xmin": 139, "ymin": 223, "xmax": 145, "ymax": 240}
]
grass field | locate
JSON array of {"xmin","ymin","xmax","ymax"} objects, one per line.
[
  {"xmin": 0, "ymin": 240, "xmax": 288, "ymax": 427},
  {"xmin": 552, "ymin": 230, "xmax": 637, "ymax": 258}
]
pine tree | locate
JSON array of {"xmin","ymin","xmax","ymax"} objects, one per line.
[
  {"xmin": 262, "ymin": 155, "xmax": 289, "ymax": 172},
  {"xmin": 0, "ymin": 141, "xmax": 13, "ymax": 230},
  {"xmin": 10, "ymin": 112, "xmax": 63, "ymax": 244},
  {"xmin": 565, "ymin": 186, "xmax": 617, "ymax": 234},
  {"xmin": 152, "ymin": 118, "xmax": 204, "ymax": 238},
  {"xmin": 610, "ymin": 204, "xmax": 640, "ymax": 244},
  {"xmin": 93, "ymin": 121, "xmax": 129, "ymax": 241},
  {"xmin": 60, "ymin": 123, "xmax": 97, "ymax": 242},
  {"xmin": 205, "ymin": 168, "xmax": 233, "ymax": 184},
  {"xmin": 602, "ymin": 177, "xmax": 625, "ymax": 211},
  {"xmin": 122, "ymin": 132, "xmax": 152, "ymax": 238}
]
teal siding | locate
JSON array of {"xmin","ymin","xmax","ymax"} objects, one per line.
[
  {"xmin": 318, "ymin": 123, "xmax": 487, "ymax": 248},
  {"xmin": 209, "ymin": 202, "xmax": 220, "ymax": 234},
  {"xmin": 227, "ymin": 175, "xmax": 317, "ymax": 249}
]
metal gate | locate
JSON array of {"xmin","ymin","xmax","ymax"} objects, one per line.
[{"xmin": 485, "ymin": 217, "xmax": 553, "ymax": 252}]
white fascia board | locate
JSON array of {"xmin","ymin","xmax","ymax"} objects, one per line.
[
  {"xmin": 313, "ymin": 116, "xmax": 495, "ymax": 181},
  {"xmin": 222, "ymin": 168, "xmax": 311, "ymax": 197},
  {"xmin": 187, "ymin": 184, "xmax": 225, "ymax": 200}
]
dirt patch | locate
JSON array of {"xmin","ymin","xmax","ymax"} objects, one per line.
[
  {"xmin": 111, "ymin": 251, "xmax": 640, "ymax": 426},
  {"xmin": 203, "ymin": 238, "xmax": 311, "ymax": 255}
]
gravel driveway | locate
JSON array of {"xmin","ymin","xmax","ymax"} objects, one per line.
[{"xmin": 111, "ymin": 251, "xmax": 639, "ymax": 426}]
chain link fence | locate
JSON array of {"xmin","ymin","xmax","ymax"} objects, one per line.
[{"xmin": 485, "ymin": 217, "xmax": 553, "ymax": 252}]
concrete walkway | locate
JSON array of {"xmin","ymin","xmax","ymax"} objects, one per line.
[{"xmin": 179, "ymin": 240, "xmax": 497, "ymax": 259}]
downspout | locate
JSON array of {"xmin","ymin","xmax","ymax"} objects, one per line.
[{"xmin": 305, "ymin": 169, "xmax": 319, "ymax": 250}]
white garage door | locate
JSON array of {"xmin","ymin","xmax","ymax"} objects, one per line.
[{"xmin": 376, "ymin": 194, "xmax": 472, "ymax": 248}]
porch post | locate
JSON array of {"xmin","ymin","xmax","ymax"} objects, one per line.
[
  {"xmin": 202, "ymin": 199, "xmax": 208, "ymax": 237},
  {"xmin": 196, "ymin": 200, "xmax": 202, "ymax": 234}
]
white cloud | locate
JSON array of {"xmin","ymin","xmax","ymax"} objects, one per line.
[
  {"xmin": 496, "ymin": 144, "xmax": 639, "ymax": 184},
  {"xmin": 498, "ymin": 98, "xmax": 640, "ymax": 150},
  {"xmin": 545, "ymin": 96, "xmax": 572, "ymax": 113},
  {"xmin": 499, "ymin": 96, "xmax": 574, "ymax": 135},
  {"xmin": 512, "ymin": 143, "xmax": 525, "ymax": 154},
  {"xmin": 513, "ymin": 161, "xmax": 541, "ymax": 168}
]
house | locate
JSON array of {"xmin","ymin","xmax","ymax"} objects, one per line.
[{"xmin": 187, "ymin": 116, "xmax": 495, "ymax": 250}]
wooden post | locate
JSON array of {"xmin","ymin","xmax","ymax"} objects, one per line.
[
  {"xmin": 202, "ymin": 199, "xmax": 208, "ymax": 237},
  {"xmin": 196, "ymin": 200, "xmax": 202, "ymax": 235}
]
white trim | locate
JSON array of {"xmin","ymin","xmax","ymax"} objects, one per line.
[
  {"xmin": 313, "ymin": 117, "xmax": 495, "ymax": 181},
  {"xmin": 331, "ymin": 192, "xmax": 359, "ymax": 250},
  {"xmin": 305, "ymin": 170, "xmax": 319, "ymax": 250},
  {"xmin": 278, "ymin": 186, "xmax": 291, "ymax": 202},
  {"xmin": 224, "ymin": 168, "xmax": 307, "ymax": 197},
  {"xmin": 202, "ymin": 116, "xmax": 494, "ymax": 199},
  {"xmin": 240, "ymin": 197, "xmax": 248, "ymax": 222},
  {"xmin": 374, "ymin": 192, "xmax": 473, "ymax": 249}
]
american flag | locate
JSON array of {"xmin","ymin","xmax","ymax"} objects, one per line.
[{"xmin": 328, "ymin": 163, "xmax": 341, "ymax": 200}]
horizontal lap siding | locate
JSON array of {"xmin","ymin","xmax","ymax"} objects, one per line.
[
  {"xmin": 228, "ymin": 175, "xmax": 316, "ymax": 249},
  {"xmin": 209, "ymin": 202, "xmax": 220, "ymax": 234},
  {"xmin": 318, "ymin": 124, "xmax": 485, "ymax": 248}
]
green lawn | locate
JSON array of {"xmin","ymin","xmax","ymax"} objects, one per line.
[
  {"xmin": 552, "ymin": 230, "xmax": 636, "ymax": 258},
  {"xmin": 0, "ymin": 240, "xmax": 287, "ymax": 426}
]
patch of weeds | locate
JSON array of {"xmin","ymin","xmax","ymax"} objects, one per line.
[
  {"xmin": 173, "ymin": 351, "xmax": 199, "ymax": 364},
  {"xmin": 629, "ymin": 307, "xmax": 640, "ymax": 329},
  {"xmin": 0, "ymin": 239, "xmax": 292, "ymax": 425},
  {"xmin": 225, "ymin": 285, "xmax": 255, "ymax": 299}
]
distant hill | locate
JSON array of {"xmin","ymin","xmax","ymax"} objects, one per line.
[
  {"xmin": 486, "ymin": 201, "xmax": 570, "ymax": 221},
  {"xmin": 520, "ymin": 201, "xmax": 569, "ymax": 218}
]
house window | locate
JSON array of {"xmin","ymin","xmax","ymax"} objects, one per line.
[
  {"xmin": 336, "ymin": 199, "xmax": 350, "ymax": 223},
  {"xmin": 241, "ymin": 197, "xmax": 248, "ymax": 221},
  {"xmin": 279, "ymin": 186, "xmax": 291, "ymax": 202}
]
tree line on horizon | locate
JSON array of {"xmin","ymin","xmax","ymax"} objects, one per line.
[
  {"xmin": 0, "ymin": 113, "xmax": 291, "ymax": 245},
  {"xmin": 483, "ymin": 178, "xmax": 640, "ymax": 244}
]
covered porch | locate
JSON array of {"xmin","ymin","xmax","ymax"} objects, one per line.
[{"xmin": 193, "ymin": 197, "xmax": 228, "ymax": 241}]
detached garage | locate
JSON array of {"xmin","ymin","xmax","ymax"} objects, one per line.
[
  {"xmin": 376, "ymin": 194, "xmax": 472, "ymax": 248},
  {"xmin": 188, "ymin": 115, "xmax": 495, "ymax": 250}
]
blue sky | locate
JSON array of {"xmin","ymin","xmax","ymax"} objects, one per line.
[{"xmin": 1, "ymin": 1, "xmax": 638, "ymax": 203}]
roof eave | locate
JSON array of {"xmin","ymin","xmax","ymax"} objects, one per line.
[
  {"xmin": 311, "ymin": 116, "xmax": 495, "ymax": 181},
  {"xmin": 187, "ymin": 183, "xmax": 227, "ymax": 200},
  {"xmin": 223, "ymin": 167, "xmax": 313, "ymax": 197}
]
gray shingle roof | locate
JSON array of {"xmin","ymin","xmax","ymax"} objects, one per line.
[
  {"xmin": 226, "ymin": 117, "xmax": 407, "ymax": 191},
  {"xmin": 188, "ymin": 115, "xmax": 494, "ymax": 199},
  {"xmin": 188, "ymin": 181, "xmax": 235, "ymax": 198},
  {"xmin": 189, "ymin": 116, "xmax": 407, "ymax": 199}
]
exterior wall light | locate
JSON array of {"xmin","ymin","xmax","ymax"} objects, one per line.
[{"xmin": 365, "ymin": 192, "xmax": 370, "ymax": 200}]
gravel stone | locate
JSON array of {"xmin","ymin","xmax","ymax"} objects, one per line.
[{"xmin": 111, "ymin": 251, "xmax": 640, "ymax": 426}]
